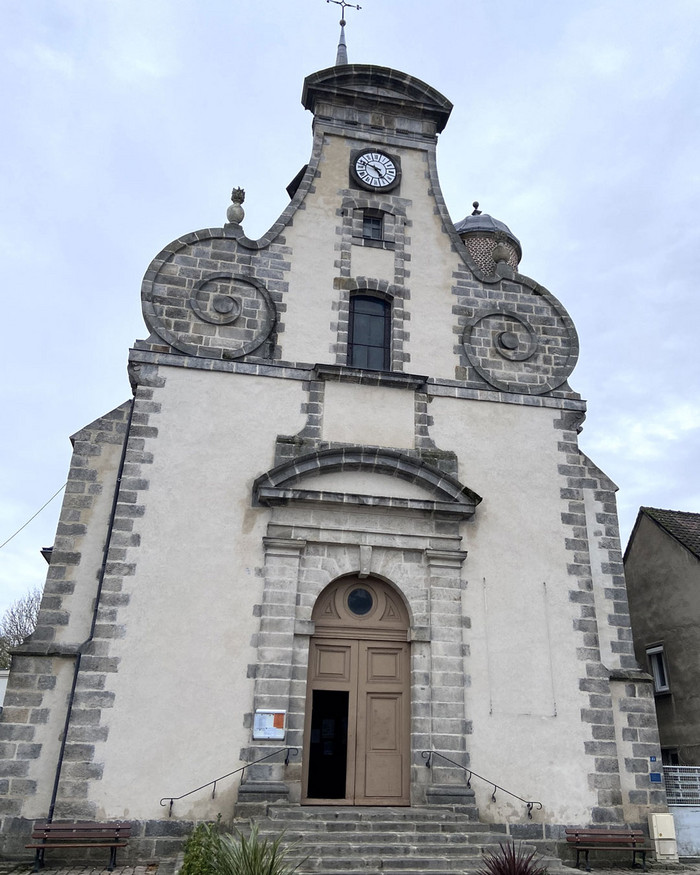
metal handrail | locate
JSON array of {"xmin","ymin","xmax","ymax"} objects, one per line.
[
  {"xmin": 421, "ymin": 750, "xmax": 543, "ymax": 819},
  {"xmin": 159, "ymin": 747, "xmax": 299, "ymax": 817}
]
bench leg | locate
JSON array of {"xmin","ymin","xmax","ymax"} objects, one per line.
[
  {"xmin": 631, "ymin": 850, "xmax": 647, "ymax": 871},
  {"xmin": 33, "ymin": 848, "xmax": 45, "ymax": 873},
  {"xmin": 108, "ymin": 844, "xmax": 118, "ymax": 871},
  {"xmin": 575, "ymin": 850, "xmax": 591, "ymax": 871}
]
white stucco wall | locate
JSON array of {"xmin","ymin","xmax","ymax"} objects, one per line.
[
  {"xmin": 323, "ymin": 381, "xmax": 415, "ymax": 448},
  {"xmin": 351, "ymin": 243, "xmax": 395, "ymax": 284},
  {"xmin": 397, "ymin": 151, "xmax": 461, "ymax": 379},
  {"xmin": 89, "ymin": 369, "xmax": 305, "ymax": 819},
  {"xmin": 281, "ymin": 135, "xmax": 349, "ymax": 366},
  {"xmin": 430, "ymin": 396, "xmax": 597, "ymax": 822}
]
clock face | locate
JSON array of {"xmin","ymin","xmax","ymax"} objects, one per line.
[{"xmin": 354, "ymin": 151, "xmax": 399, "ymax": 189}]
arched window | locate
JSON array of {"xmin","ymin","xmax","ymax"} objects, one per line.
[{"xmin": 348, "ymin": 295, "xmax": 390, "ymax": 370}]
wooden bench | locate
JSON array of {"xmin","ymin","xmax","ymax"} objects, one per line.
[
  {"xmin": 27, "ymin": 821, "xmax": 132, "ymax": 872},
  {"xmin": 565, "ymin": 828, "xmax": 652, "ymax": 871}
]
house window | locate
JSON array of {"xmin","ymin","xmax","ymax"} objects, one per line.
[
  {"xmin": 348, "ymin": 295, "xmax": 390, "ymax": 370},
  {"xmin": 647, "ymin": 645, "xmax": 670, "ymax": 693},
  {"xmin": 362, "ymin": 213, "xmax": 383, "ymax": 241},
  {"xmin": 661, "ymin": 748, "xmax": 680, "ymax": 766}
]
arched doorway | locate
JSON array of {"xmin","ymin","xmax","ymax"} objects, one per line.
[{"xmin": 302, "ymin": 575, "xmax": 410, "ymax": 805}]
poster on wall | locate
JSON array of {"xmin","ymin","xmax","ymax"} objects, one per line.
[{"xmin": 253, "ymin": 709, "xmax": 287, "ymax": 740}]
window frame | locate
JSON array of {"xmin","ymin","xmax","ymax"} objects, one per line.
[
  {"xmin": 646, "ymin": 645, "xmax": 670, "ymax": 694},
  {"xmin": 362, "ymin": 212, "xmax": 383, "ymax": 242},
  {"xmin": 347, "ymin": 294, "xmax": 391, "ymax": 371}
]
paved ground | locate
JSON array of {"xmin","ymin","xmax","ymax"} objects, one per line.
[
  {"xmin": 0, "ymin": 866, "xmax": 168, "ymax": 875},
  {"xmin": 0, "ymin": 862, "xmax": 697, "ymax": 875}
]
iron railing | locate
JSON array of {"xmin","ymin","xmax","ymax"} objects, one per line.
[
  {"xmin": 159, "ymin": 747, "xmax": 299, "ymax": 817},
  {"xmin": 421, "ymin": 750, "xmax": 543, "ymax": 819},
  {"xmin": 664, "ymin": 765, "xmax": 700, "ymax": 805}
]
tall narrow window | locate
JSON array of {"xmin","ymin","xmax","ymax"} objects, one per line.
[
  {"xmin": 647, "ymin": 645, "xmax": 670, "ymax": 693},
  {"xmin": 348, "ymin": 295, "xmax": 390, "ymax": 370}
]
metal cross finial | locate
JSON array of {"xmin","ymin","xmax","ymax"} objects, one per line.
[{"xmin": 327, "ymin": 0, "xmax": 361, "ymax": 26}]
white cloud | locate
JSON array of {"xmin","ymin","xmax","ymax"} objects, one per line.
[{"xmin": 591, "ymin": 403, "xmax": 700, "ymax": 462}]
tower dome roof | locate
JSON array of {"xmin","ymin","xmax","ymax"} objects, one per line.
[
  {"xmin": 454, "ymin": 203, "xmax": 522, "ymax": 273},
  {"xmin": 454, "ymin": 207, "xmax": 521, "ymax": 249}
]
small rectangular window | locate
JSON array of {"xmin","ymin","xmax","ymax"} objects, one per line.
[
  {"xmin": 362, "ymin": 214, "xmax": 383, "ymax": 241},
  {"xmin": 647, "ymin": 645, "xmax": 670, "ymax": 693},
  {"xmin": 661, "ymin": 748, "xmax": 680, "ymax": 765}
]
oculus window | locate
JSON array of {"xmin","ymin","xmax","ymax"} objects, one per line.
[{"xmin": 348, "ymin": 295, "xmax": 391, "ymax": 370}]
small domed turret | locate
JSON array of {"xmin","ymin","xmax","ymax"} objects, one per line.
[{"xmin": 454, "ymin": 202, "xmax": 522, "ymax": 276}]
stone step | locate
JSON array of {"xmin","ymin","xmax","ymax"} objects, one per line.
[
  {"xmin": 256, "ymin": 821, "xmax": 499, "ymax": 835},
  {"xmin": 296, "ymin": 856, "xmax": 483, "ymax": 871},
  {"xmin": 265, "ymin": 805, "xmax": 479, "ymax": 822},
  {"xmin": 280, "ymin": 840, "xmax": 487, "ymax": 855},
  {"xmin": 256, "ymin": 831, "xmax": 502, "ymax": 846},
  {"xmin": 297, "ymin": 871, "xmax": 475, "ymax": 875},
  {"xmin": 235, "ymin": 805, "xmax": 556, "ymax": 875}
]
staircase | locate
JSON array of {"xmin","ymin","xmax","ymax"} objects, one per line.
[{"xmin": 242, "ymin": 805, "xmax": 562, "ymax": 875}]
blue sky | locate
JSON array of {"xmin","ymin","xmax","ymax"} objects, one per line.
[{"xmin": 2, "ymin": 0, "xmax": 699, "ymax": 615}]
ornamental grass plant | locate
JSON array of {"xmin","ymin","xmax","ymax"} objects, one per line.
[
  {"xmin": 478, "ymin": 842, "xmax": 549, "ymax": 875},
  {"xmin": 180, "ymin": 822, "xmax": 303, "ymax": 875},
  {"xmin": 217, "ymin": 826, "xmax": 303, "ymax": 875}
]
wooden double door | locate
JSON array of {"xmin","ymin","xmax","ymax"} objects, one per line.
[{"xmin": 302, "ymin": 577, "xmax": 410, "ymax": 806}]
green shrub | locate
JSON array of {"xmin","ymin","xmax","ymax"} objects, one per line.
[
  {"xmin": 180, "ymin": 821, "xmax": 222, "ymax": 875},
  {"xmin": 478, "ymin": 842, "xmax": 548, "ymax": 875}
]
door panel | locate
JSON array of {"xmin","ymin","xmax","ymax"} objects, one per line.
[
  {"xmin": 313, "ymin": 643, "xmax": 353, "ymax": 682},
  {"xmin": 355, "ymin": 643, "xmax": 409, "ymax": 804}
]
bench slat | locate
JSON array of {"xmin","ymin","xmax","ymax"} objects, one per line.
[
  {"xmin": 566, "ymin": 837, "xmax": 645, "ymax": 844},
  {"xmin": 32, "ymin": 830, "xmax": 131, "ymax": 842},
  {"xmin": 27, "ymin": 843, "xmax": 129, "ymax": 849},
  {"xmin": 565, "ymin": 827, "xmax": 644, "ymax": 839}
]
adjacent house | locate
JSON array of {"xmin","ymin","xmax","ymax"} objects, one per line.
[{"xmin": 624, "ymin": 507, "xmax": 700, "ymax": 765}]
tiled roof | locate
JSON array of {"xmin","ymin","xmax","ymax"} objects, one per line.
[{"xmin": 642, "ymin": 507, "xmax": 700, "ymax": 559}]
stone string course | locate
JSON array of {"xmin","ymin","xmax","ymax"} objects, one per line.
[{"xmin": 128, "ymin": 347, "xmax": 587, "ymax": 413}]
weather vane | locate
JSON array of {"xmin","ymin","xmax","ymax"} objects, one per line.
[{"xmin": 327, "ymin": 0, "xmax": 361, "ymax": 26}]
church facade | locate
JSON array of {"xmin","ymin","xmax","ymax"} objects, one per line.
[{"xmin": 0, "ymin": 59, "xmax": 667, "ymax": 858}]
